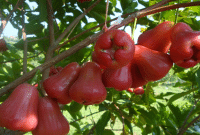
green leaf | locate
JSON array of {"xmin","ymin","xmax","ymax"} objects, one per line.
[
  {"xmin": 195, "ymin": 69, "xmax": 200, "ymax": 92},
  {"xmin": 120, "ymin": 0, "xmax": 132, "ymax": 11},
  {"xmin": 95, "ymin": 111, "xmax": 111, "ymax": 135},
  {"xmin": 168, "ymin": 104, "xmax": 183, "ymax": 126},
  {"xmin": 64, "ymin": 105, "xmax": 78, "ymax": 120},
  {"xmin": 124, "ymin": 119, "xmax": 133, "ymax": 134},
  {"xmin": 14, "ymin": 40, "xmax": 35, "ymax": 52},
  {"xmin": 131, "ymin": 94, "xmax": 144, "ymax": 104},
  {"xmin": 138, "ymin": 0, "xmax": 148, "ymax": 7},
  {"xmin": 99, "ymin": 104, "xmax": 108, "ymax": 112},
  {"xmin": 138, "ymin": 109, "xmax": 155, "ymax": 125},
  {"xmin": 70, "ymin": 122, "xmax": 82, "ymax": 132},
  {"xmin": 103, "ymin": 129, "xmax": 115, "ymax": 135},
  {"xmin": 70, "ymin": 101, "xmax": 83, "ymax": 112},
  {"xmin": 88, "ymin": 11, "xmax": 105, "ymax": 24},
  {"xmin": 92, "ymin": 3, "xmax": 114, "ymax": 15},
  {"xmin": 163, "ymin": 118, "xmax": 178, "ymax": 134},
  {"xmin": 38, "ymin": 0, "xmax": 47, "ymax": 22},
  {"xmin": 83, "ymin": 22, "xmax": 99, "ymax": 32},
  {"xmin": 25, "ymin": 23, "xmax": 44, "ymax": 35},
  {"xmin": 167, "ymin": 88, "xmax": 198, "ymax": 105},
  {"xmin": 123, "ymin": 2, "xmax": 138, "ymax": 14},
  {"xmin": 110, "ymin": 0, "xmax": 117, "ymax": 7},
  {"xmin": 152, "ymin": 126, "xmax": 161, "ymax": 135}
]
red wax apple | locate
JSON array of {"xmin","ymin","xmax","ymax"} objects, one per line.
[
  {"xmin": 170, "ymin": 22, "xmax": 200, "ymax": 68},
  {"xmin": 0, "ymin": 83, "xmax": 39, "ymax": 132},
  {"xmin": 102, "ymin": 63, "xmax": 132, "ymax": 91},
  {"xmin": 69, "ymin": 62, "xmax": 107, "ymax": 105},
  {"xmin": 138, "ymin": 21, "xmax": 174, "ymax": 53},
  {"xmin": 43, "ymin": 62, "xmax": 81, "ymax": 104},
  {"xmin": 32, "ymin": 97, "xmax": 70, "ymax": 135},
  {"xmin": 94, "ymin": 29, "xmax": 135, "ymax": 69}
]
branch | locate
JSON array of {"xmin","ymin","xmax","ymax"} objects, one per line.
[
  {"xmin": 178, "ymin": 114, "xmax": 200, "ymax": 135},
  {"xmin": 0, "ymin": 51, "xmax": 43, "ymax": 64},
  {"xmin": 0, "ymin": 31, "xmax": 101, "ymax": 97},
  {"xmin": 178, "ymin": 99, "xmax": 200, "ymax": 135},
  {"xmin": 1, "ymin": 1, "xmax": 199, "ymax": 97},
  {"xmin": 139, "ymin": 1, "xmax": 200, "ymax": 18},
  {"xmin": 40, "ymin": 0, "xmax": 55, "ymax": 96}
]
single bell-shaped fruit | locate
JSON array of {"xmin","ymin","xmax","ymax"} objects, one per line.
[
  {"xmin": 134, "ymin": 45, "xmax": 173, "ymax": 81},
  {"xmin": 43, "ymin": 62, "xmax": 81, "ymax": 104},
  {"xmin": 170, "ymin": 22, "xmax": 200, "ymax": 68},
  {"xmin": 32, "ymin": 97, "xmax": 70, "ymax": 135},
  {"xmin": 69, "ymin": 62, "xmax": 107, "ymax": 105},
  {"xmin": 102, "ymin": 63, "xmax": 132, "ymax": 91},
  {"xmin": 0, "ymin": 83, "xmax": 39, "ymax": 132},
  {"xmin": 138, "ymin": 21, "xmax": 174, "ymax": 53}
]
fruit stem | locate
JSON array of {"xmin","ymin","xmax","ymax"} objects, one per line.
[
  {"xmin": 131, "ymin": 18, "xmax": 137, "ymax": 40},
  {"xmin": 175, "ymin": 0, "xmax": 180, "ymax": 24},
  {"xmin": 104, "ymin": 0, "xmax": 110, "ymax": 31}
]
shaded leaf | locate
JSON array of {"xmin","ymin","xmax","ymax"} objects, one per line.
[
  {"xmin": 167, "ymin": 88, "xmax": 198, "ymax": 105},
  {"xmin": 95, "ymin": 111, "xmax": 111, "ymax": 135}
]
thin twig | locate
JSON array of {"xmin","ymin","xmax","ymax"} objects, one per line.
[
  {"xmin": 174, "ymin": 0, "xmax": 180, "ymax": 24},
  {"xmin": 41, "ymin": 0, "xmax": 55, "ymax": 96},
  {"xmin": 54, "ymin": 0, "xmax": 102, "ymax": 47},
  {"xmin": 58, "ymin": 21, "xmax": 80, "ymax": 53},
  {"xmin": 0, "ymin": 51, "xmax": 43, "ymax": 64},
  {"xmin": 178, "ymin": 114, "xmax": 200, "ymax": 135},
  {"xmin": 114, "ymin": 104, "xmax": 125, "ymax": 135},
  {"xmin": 104, "ymin": 0, "xmax": 109, "ymax": 29},
  {"xmin": 70, "ymin": 110, "xmax": 104, "ymax": 124},
  {"xmin": 22, "ymin": 0, "xmax": 28, "ymax": 75},
  {"xmin": 87, "ymin": 125, "xmax": 96, "ymax": 135},
  {"xmin": 178, "ymin": 99, "xmax": 200, "ymax": 135},
  {"xmin": 0, "ymin": 0, "xmax": 23, "ymax": 35}
]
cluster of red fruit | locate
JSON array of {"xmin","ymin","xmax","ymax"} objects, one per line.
[
  {"xmin": 0, "ymin": 83, "xmax": 70, "ymax": 134},
  {"xmin": 93, "ymin": 21, "xmax": 200, "ymax": 93},
  {"xmin": 0, "ymin": 21, "xmax": 199, "ymax": 134}
]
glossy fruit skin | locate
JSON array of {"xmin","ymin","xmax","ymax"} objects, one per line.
[
  {"xmin": 134, "ymin": 45, "xmax": 173, "ymax": 81},
  {"xmin": 0, "ymin": 83, "xmax": 39, "ymax": 132},
  {"xmin": 133, "ymin": 87, "xmax": 145, "ymax": 95},
  {"xmin": 170, "ymin": 22, "xmax": 200, "ymax": 68},
  {"xmin": 43, "ymin": 62, "xmax": 81, "ymax": 104},
  {"xmin": 126, "ymin": 88, "xmax": 133, "ymax": 93},
  {"xmin": 138, "ymin": 21, "xmax": 174, "ymax": 53},
  {"xmin": 102, "ymin": 63, "xmax": 132, "ymax": 91},
  {"xmin": 92, "ymin": 51, "xmax": 107, "ymax": 70},
  {"xmin": 69, "ymin": 62, "xmax": 107, "ymax": 105},
  {"xmin": 32, "ymin": 97, "xmax": 70, "ymax": 135},
  {"xmin": 130, "ymin": 60, "xmax": 148, "ymax": 88},
  {"xmin": 0, "ymin": 38, "xmax": 8, "ymax": 52},
  {"xmin": 94, "ymin": 29, "xmax": 135, "ymax": 69}
]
